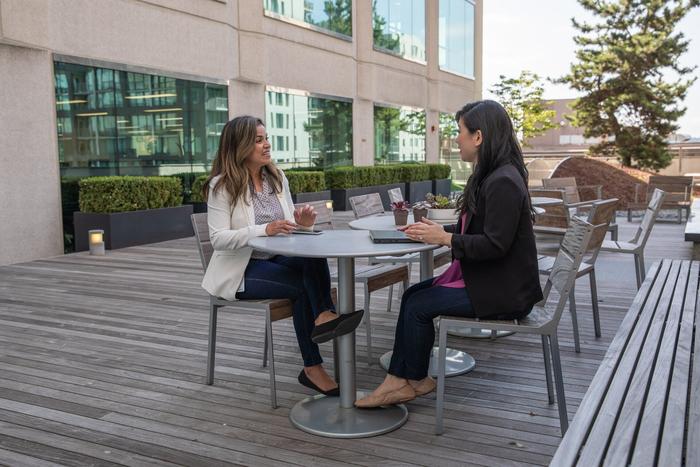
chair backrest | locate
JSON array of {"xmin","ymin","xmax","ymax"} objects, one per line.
[
  {"xmin": 543, "ymin": 177, "xmax": 581, "ymax": 204},
  {"xmin": 191, "ymin": 213, "xmax": 213, "ymax": 270},
  {"xmin": 531, "ymin": 188, "xmax": 569, "ymax": 228},
  {"xmin": 349, "ymin": 193, "xmax": 384, "ymax": 219},
  {"xmin": 388, "ymin": 187, "xmax": 404, "ymax": 204},
  {"xmin": 647, "ymin": 175, "xmax": 692, "ymax": 204},
  {"xmin": 582, "ymin": 198, "xmax": 618, "ymax": 262},
  {"xmin": 294, "ymin": 200, "xmax": 334, "ymax": 230},
  {"xmin": 541, "ymin": 217, "xmax": 595, "ymax": 325},
  {"xmin": 631, "ymin": 188, "xmax": 666, "ymax": 246}
]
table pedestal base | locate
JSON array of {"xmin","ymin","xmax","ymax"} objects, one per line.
[
  {"xmin": 447, "ymin": 327, "xmax": 515, "ymax": 339},
  {"xmin": 289, "ymin": 391, "xmax": 408, "ymax": 438},
  {"xmin": 379, "ymin": 347, "xmax": 476, "ymax": 377}
]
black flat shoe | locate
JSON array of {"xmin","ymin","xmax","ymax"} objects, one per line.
[
  {"xmin": 298, "ymin": 369, "xmax": 339, "ymax": 397},
  {"xmin": 310, "ymin": 309, "xmax": 364, "ymax": 344}
]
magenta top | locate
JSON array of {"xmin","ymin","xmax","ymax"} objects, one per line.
[{"xmin": 433, "ymin": 212, "xmax": 467, "ymax": 288}]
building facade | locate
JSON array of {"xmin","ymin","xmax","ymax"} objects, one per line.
[{"xmin": 0, "ymin": 0, "xmax": 482, "ymax": 265}]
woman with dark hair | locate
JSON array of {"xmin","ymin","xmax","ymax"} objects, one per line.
[
  {"xmin": 201, "ymin": 115, "xmax": 362, "ymax": 397},
  {"xmin": 356, "ymin": 100, "xmax": 543, "ymax": 408}
]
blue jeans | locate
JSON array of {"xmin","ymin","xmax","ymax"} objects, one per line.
[
  {"xmin": 236, "ymin": 256, "xmax": 335, "ymax": 367},
  {"xmin": 388, "ymin": 279, "xmax": 476, "ymax": 380}
]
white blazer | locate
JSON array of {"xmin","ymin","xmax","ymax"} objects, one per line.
[{"xmin": 201, "ymin": 170, "xmax": 297, "ymax": 301}]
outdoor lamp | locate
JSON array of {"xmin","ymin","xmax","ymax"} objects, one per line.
[
  {"xmin": 325, "ymin": 201, "xmax": 333, "ymax": 210},
  {"xmin": 88, "ymin": 229, "xmax": 105, "ymax": 256}
]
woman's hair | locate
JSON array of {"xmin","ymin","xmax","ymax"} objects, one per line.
[
  {"xmin": 203, "ymin": 115, "xmax": 283, "ymax": 204},
  {"xmin": 454, "ymin": 100, "xmax": 532, "ymax": 215}
]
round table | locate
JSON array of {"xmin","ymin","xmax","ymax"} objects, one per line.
[
  {"xmin": 531, "ymin": 196, "xmax": 564, "ymax": 207},
  {"xmin": 348, "ymin": 213, "xmax": 477, "ymax": 375},
  {"xmin": 249, "ymin": 230, "xmax": 439, "ymax": 439}
]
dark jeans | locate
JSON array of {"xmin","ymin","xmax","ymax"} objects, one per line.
[
  {"xmin": 236, "ymin": 255, "xmax": 335, "ymax": 367},
  {"xmin": 388, "ymin": 279, "xmax": 476, "ymax": 380}
]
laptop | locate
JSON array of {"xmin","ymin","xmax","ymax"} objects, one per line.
[{"xmin": 369, "ymin": 230, "xmax": 420, "ymax": 244}]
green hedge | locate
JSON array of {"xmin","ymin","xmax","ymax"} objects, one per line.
[
  {"xmin": 324, "ymin": 164, "xmax": 450, "ymax": 189},
  {"xmin": 285, "ymin": 171, "xmax": 326, "ymax": 194},
  {"xmin": 79, "ymin": 176, "xmax": 183, "ymax": 213},
  {"xmin": 190, "ymin": 175, "xmax": 208, "ymax": 203},
  {"xmin": 169, "ymin": 171, "xmax": 208, "ymax": 202}
]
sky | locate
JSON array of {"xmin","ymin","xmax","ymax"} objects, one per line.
[{"xmin": 482, "ymin": 0, "xmax": 700, "ymax": 137}]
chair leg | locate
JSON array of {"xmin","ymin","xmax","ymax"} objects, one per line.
[
  {"xmin": 206, "ymin": 303, "xmax": 218, "ymax": 385},
  {"xmin": 262, "ymin": 324, "xmax": 269, "ymax": 368},
  {"xmin": 638, "ymin": 253, "xmax": 646, "ymax": 284},
  {"xmin": 589, "ymin": 270, "xmax": 601, "ymax": 338},
  {"xmin": 406, "ymin": 262, "xmax": 413, "ymax": 287},
  {"xmin": 678, "ymin": 207, "xmax": 683, "ymax": 224},
  {"xmin": 386, "ymin": 284, "xmax": 394, "ymax": 313},
  {"xmin": 364, "ymin": 283, "xmax": 373, "ymax": 364},
  {"xmin": 265, "ymin": 312, "xmax": 277, "ymax": 409},
  {"xmin": 549, "ymin": 332, "xmax": 569, "ymax": 435},
  {"xmin": 633, "ymin": 253, "xmax": 645, "ymax": 289},
  {"xmin": 627, "ymin": 208, "xmax": 632, "ymax": 222},
  {"xmin": 541, "ymin": 335, "xmax": 554, "ymax": 404},
  {"xmin": 435, "ymin": 319, "xmax": 449, "ymax": 435},
  {"xmin": 333, "ymin": 339, "xmax": 339, "ymax": 383},
  {"xmin": 568, "ymin": 286, "xmax": 581, "ymax": 353}
]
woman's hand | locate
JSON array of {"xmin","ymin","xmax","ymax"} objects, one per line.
[
  {"xmin": 294, "ymin": 204, "xmax": 317, "ymax": 227},
  {"xmin": 403, "ymin": 219, "xmax": 452, "ymax": 246},
  {"xmin": 265, "ymin": 220, "xmax": 297, "ymax": 236}
]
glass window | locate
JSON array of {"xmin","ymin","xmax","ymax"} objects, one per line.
[
  {"xmin": 439, "ymin": 112, "xmax": 471, "ymax": 183},
  {"xmin": 373, "ymin": 0, "xmax": 426, "ymax": 62},
  {"xmin": 439, "ymin": 0, "xmax": 475, "ymax": 77},
  {"xmin": 264, "ymin": 0, "xmax": 352, "ymax": 37},
  {"xmin": 265, "ymin": 87, "xmax": 353, "ymax": 169},
  {"xmin": 54, "ymin": 61, "xmax": 228, "ymax": 178},
  {"xmin": 374, "ymin": 105, "xmax": 425, "ymax": 163}
]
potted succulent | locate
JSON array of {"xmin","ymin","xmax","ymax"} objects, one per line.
[
  {"xmin": 426, "ymin": 193, "xmax": 458, "ymax": 221},
  {"xmin": 412, "ymin": 201, "xmax": 431, "ymax": 223},
  {"xmin": 391, "ymin": 200, "xmax": 410, "ymax": 226}
]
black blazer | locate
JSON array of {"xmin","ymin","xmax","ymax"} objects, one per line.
[{"xmin": 446, "ymin": 163, "xmax": 543, "ymax": 319}]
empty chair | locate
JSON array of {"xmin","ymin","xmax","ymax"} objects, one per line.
[
  {"xmin": 435, "ymin": 217, "xmax": 596, "ymax": 436},
  {"xmin": 600, "ymin": 188, "xmax": 666, "ymax": 288},
  {"xmin": 627, "ymin": 175, "xmax": 691, "ymax": 223},
  {"xmin": 538, "ymin": 198, "xmax": 618, "ymax": 352}
]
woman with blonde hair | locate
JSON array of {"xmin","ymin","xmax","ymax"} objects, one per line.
[{"xmin": 201, "ymin": 115, "xmax": 362, "ymax": 396}]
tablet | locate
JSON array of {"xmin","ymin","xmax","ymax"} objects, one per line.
[{"xmin": 291, "ymin": 229, "xmax": 323, "ymax": 235}]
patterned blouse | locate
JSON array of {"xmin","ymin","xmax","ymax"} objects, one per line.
[{"xmin": 250, "ymin": 169, "xmax": 284, "ymax": 260}]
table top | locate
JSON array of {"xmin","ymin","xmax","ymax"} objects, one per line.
[
  {"xmin": 349, "ymin": 213, "xmax": 457, "ymax": 231},
  {"xmin": 248, "ymin": 230, "xmax": 439, "ymax": 258},
  {"xmin": 531, "ymin": 196, "xmax": 564, "ymax": 207}
]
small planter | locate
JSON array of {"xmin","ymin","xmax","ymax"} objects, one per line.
[
  {"xmin": 330, "ymin": 183, "xmax": 405, "ymax": 211},
  {"xmin": 393, "ymin": 210, "xmax": 409, "ymax": 226},
  {"xmin": 74, "ymin": 205, "xmax": 194, "ymax": 251},
  {"xmin": 292, "ymin": 190, "xmax": 332, "ymax": 204},
  {"xmin": 432, "ymin": 179, "xmax": 452, "ymax": 197},
  {"xmin": 405, "ymin": 180, "xmax": 433, "ymax": 204},
  {"xmin": 428, "ymin": 208, "xmax": 458, "ymax": 222},
  {"xmin": 413, "ymin": 208, "xmax": 428, "ymax": 223}
]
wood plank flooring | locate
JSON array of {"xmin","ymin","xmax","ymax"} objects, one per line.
[{"xmin": 0, "ymin": 214, "xmax": 693, "ymax": 466}]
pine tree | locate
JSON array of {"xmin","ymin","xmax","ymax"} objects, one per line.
[
  {"xmin": 560, "ymin": 0, "xmax": 699, "ymax": 170},
  {"xmin": 489, "ymin": 71, "xmax": 557, "ymax": 146}
]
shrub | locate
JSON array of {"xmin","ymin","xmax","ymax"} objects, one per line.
[
  {"xmin": 426, "ymin": 163, "xmax": 452, "ymax": 180},
  {"xmin": 325, "ymin": 164, "xmax": 440, "ymax": 189},
  {"xmin": 325, "ymin": 167, "xmax": 356, "ymax": 189},
  {"xmin": 169, "ymin": 171, "xmax": 208, "ymax": 202},
  {"xmin": 79, "ymin": 176, "xmax": 182, "ymax": 213},
  {"xmin": 190, "ymin": 175, "xmax": 209, "ymax": 203},
  {"xmin": 285, "ymin": 171, "xmax": 326, "ymax": 194}
]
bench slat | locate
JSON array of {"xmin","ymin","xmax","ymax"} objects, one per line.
[
  {"xmin": 618, "ymin": 261, "xmax": 692, "ymax": 467},
  {"xmin": 583, "ymin": 261, "xmax": 683, "ymax": 466},
  {"xmin": 686, "ymin": 286, "xmax": 700, "ymax": 467},
  {"xmin": 657, "ymin": 262, "xmax": 699, "ymax": 466},
  {"xmin": 550, "ymin": 260, "xmax": 666, "ymax": 467}
]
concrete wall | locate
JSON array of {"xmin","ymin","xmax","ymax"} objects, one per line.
[
  {"xmin": 0, "ymin": 44, "xmax": 63, "ymax": 265},
  {"xmin": 0, "ymin": 0, "xmax": 481, "ymax": 265}
]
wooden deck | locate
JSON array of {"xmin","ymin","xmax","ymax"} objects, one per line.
[{"xmin": 0, "ymin": 215, "xmax": 693, "ymax": 466}]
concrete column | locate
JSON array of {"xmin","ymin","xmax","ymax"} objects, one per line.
[
  {"xmin": 0, "ymin": 44, "xmax": 63, "ymax": 266},
  {"xmin": 353, "ymin": 98, "xmax": 374, "ymax": 167},
  {"xmin": 229, "ymin": 80, "xmax": 266, "ymax": 120}
]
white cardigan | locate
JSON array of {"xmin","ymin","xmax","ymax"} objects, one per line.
[{"xmin": 201, "ymin": 171, "xmax": 297, "ymax": 301}]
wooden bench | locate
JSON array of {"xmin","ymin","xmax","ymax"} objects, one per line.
[
  {"xmin": 684, "ymin": 199, "xmax": 700, "ymax": 260},
  {"xmin": 551, "ymin": 259, "xmax": 700, "ymax": 466}
]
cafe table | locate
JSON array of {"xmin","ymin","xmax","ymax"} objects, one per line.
[{"xmin": 249, "ymin": 230, "xmax": 439, "ymax": 438}]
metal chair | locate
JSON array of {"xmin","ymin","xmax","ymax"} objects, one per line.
[
  {"xmin": 538, "ymin": 198, "xmax": 618, "ymax": 352},
  {"xmin": 600, "ymin": 188, "xmax": 666, "ymax": 289},
  {"xmin": 302, "ymin": 199, "xmax": 410, "ymax": 364},
  {"xmin": 435, "ymin": 217, "xmax": 596, "ymax": 436},
  {"xmin": 191, "ymin": 213, "xmax": 296, "ymax": 408}
]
